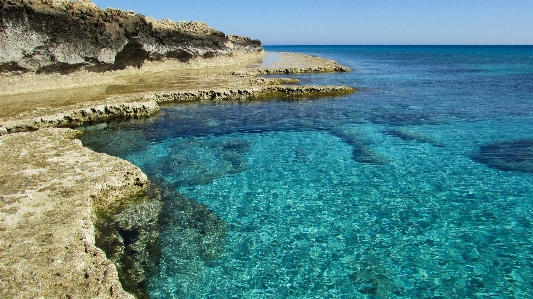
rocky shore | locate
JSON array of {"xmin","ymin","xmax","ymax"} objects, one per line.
[
  {"xmin": 0, "ymin": 128, "xmax": 147, "ymax": 299},
  {"xmin": 0, "ymin": 85, "xmax": 355, "ymax": 135},
  {"xmin": 0, "ymin": 0, "xmax": 262, "ymax": 75},
  {"xmin": 0, "ymin": 1, "xmax": 356, "ymax": 298}
]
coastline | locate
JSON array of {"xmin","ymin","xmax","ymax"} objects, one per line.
[{"xmin": 0, "ymin": 52, "xmax": 355, "ymax": 298}]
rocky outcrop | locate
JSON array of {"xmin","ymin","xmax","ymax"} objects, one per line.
[
  {"xmin": 144, "ymin": 85, "xmax": 356, "ymax": 103},
  {"xmin": 255, "ymin": 52, "xmax": 351, "ymax": 73},
  {"xmin": 0, "ymin": 0, "xmax": 263, "ymax": 75},
  {"xmin": 0, "ymin": 100, "xmax": 159, "ymax": 134},
  {"xmin": 0, "ymin": 85, "xmax": 355, "ymax": 135},
  {"xmin": 0, "ymin": 128, "xmax": 149, "ymax": 298}
]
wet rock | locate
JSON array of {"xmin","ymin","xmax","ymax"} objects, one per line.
[
  {"xmin": 0, "ymin": 0, "xmax": 262, "ymax": 75},
  {"xmin": 472, "ymin": 139, "xmax": 533, "ymax": 173},
  {"xmin": 95, "ymin": 188, "xmax": 163, "ymax": 299}
]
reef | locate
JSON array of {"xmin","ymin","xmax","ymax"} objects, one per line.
[
  {"xmin": 384, "ymin": 128, "xmax": 444, "ymax": 147},
  {"xmin": 472, "ymin": 139, "xmax": 533, "ymax": 173},
  {"xmin": 328, "ymin": 127, "xmax": 387, "ymax": 164},
  {"xmin": 0, "ymin": 0, "xmax": 262, "ymax": 75}
]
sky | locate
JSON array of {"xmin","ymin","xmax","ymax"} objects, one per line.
[{"xmin": 92, "ymin": 0, "xmax": 533, "ymax": 45}]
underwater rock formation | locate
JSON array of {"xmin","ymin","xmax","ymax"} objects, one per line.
[
  {"xmin": 149, "ymin": 188, "xmax": 227, "ymax": 298},
  {"xmin": 370, "ymin": 112, "xmax": 439, "ymax": 126},
  {"xmin": 472, "ymin": 139, "xmax": 533, "ymax": 173},
  {"xmin": 94, "ymin": 183, "xmax": 228, "ymax": 299},
  {"xmin": 0, "ymin": 0, "xmax": 262, "ymax": 74},
  {"xmin": 328, "ymin": 128, "xmax": 387, "ymax": 164},
  {"xmin": 384, "ymin": 128, "xmax": 444, "ymax": 147},
  {"xmin": 95, "ymin": 187, "xmax": 163, "ymax": 299}
]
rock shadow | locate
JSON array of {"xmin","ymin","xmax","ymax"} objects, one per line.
[
  {"xmin": 94, "ymin": 183, "xmax": 228, "ymax": 299},
  {"xmin": 111, "ymin": 39, "xmax": 150, "ymax": 70},
  {"xmin": 94, "ymin": 184, "xmax": 163, "ymax": 299},
  {"xmin": 148, "ymin": 187, "xmax": 227, "ymax": 298}
]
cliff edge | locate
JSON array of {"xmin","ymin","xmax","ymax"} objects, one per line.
[{"xmin": 0, "ymin": 0, "xmax": 263, "ymax": 75}]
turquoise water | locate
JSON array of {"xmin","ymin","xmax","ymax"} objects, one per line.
[{"xmin": 80, "ymin": 46, "xmax": 533, "ymax": 298}]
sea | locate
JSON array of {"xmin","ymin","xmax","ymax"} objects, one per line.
[{"xmin": 80, "ymin": 45, "xmax": 533, "ymax": 298}]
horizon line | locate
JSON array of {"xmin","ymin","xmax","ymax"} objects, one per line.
[{"xmin": 263, "ymin": 44, "xmax": 533, "ymax": 47}]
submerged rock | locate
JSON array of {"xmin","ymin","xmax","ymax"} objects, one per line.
[
  {"xmin": 94, "ymin": 183, "xmax": 228, "ymax": 299},
  {"xmin": 472, "ymin": 139, "xmax": 533, "ymax": 173},
  {"xmin": 149, "ymin": 188, "xmax": 227, "ymax": 298},
  {"xmin": 0, "ymin": 0, "xmax": 262, "ymax": 75},
  {"xmin": 384, "ymin": 128, "xmax": 444, "ymax": 147},
  {"xmin": 370, "ymin": 113, "xmax": 439, "ymax": 126},
  {"xmin": 328, "ymin": 128, "xmax": 387, "ymax": 164},
  {"xmin": 153, "ymin": 138, "xmax": 251, "ymax": 186},
  {"xmin": 95, "ymin": 189, "xmax": 163, "ymax": 299}
]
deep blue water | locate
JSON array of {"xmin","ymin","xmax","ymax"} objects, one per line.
[{"xmin": 81, "ymin": 46, "xmax": 533, "ymax": 298}]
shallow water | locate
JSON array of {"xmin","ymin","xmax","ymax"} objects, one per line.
[{"xmin": 80, "ymin": 46, "xmax": 533, "ymax": 298}]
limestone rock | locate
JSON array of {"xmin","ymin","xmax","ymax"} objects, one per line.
[
  {"xmin": 0, "ymin": 128, "xmax": 149, "ymax": 298},
  {"xmin": 0, "ymin": 0, "xmax": 263, "ymax": 74}
]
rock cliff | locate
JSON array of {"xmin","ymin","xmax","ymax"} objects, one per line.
[{"xmin": 0, "ymin": 0, "xmax": 263, "ymax": 75}]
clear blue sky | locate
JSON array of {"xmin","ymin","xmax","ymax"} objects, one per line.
[{"xmin": 92, "ymin": 0, "xmax": 533, "ymax": 45}]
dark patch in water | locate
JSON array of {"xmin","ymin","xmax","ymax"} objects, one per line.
[
  {"xmin": 370, "ymin": 113, "xmax": 439, "ymax": 126},
  {"xmin": 384, "ymin": 128, "xmax": 444, "ymax": 147},
  {"xmin": 213, "ymin": 139, "xmax": 251, "ymax": 174},
  {"xmin": 160, "ymin": 191, "xmax": 227, "ymax": 260},
  {"xmin": 328, "ymin": 128, "xmax": 387, "ymax": 164},
  {"xmin": 157, "ymin": 154, "xmax": 224, "ymax": 186},
  {"xmin": 218, "ymin": 139, "xmax": 251, "ymax": 153},
  {"xmin": 472, "ymin": 139, "xmax": 533, "ymax": 173},
  {"xmin": 149, "ymin": 188, "xmax": 227, "ymax": 297},
  {"xmin": 96, "ymin": 183, "xmax": 227, "ymax": 299},
  {"xmin": 150, "ymin": 138, "xmax": 251, "ymax": 187}
]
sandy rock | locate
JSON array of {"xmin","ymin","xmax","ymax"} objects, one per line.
[{"xmin": 0, "ymin": 128, "xmax": 149, "ymax": 298}]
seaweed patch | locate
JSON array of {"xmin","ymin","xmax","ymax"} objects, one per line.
[{"xmin": 472, "ymin": 139, "xmax": 533, "ymax": 173}]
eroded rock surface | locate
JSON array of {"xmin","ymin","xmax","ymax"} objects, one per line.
[
  {"xmin": 0, "ymin": 0, "xmax": 262, "ymax": 74},
  {"xmin": 0, "ymin": 128, "xmax": 149, "ymax": 298}
]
